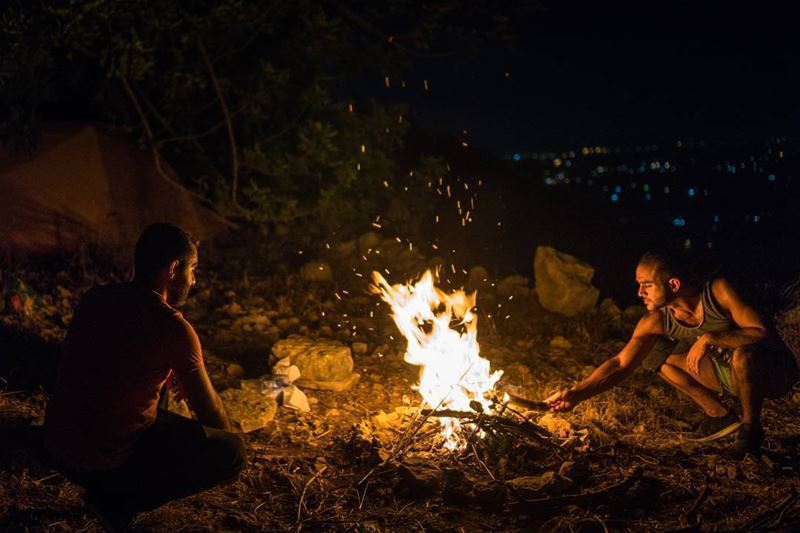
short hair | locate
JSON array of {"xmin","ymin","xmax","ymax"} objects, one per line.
[
  {"xmin": 134, "ymin": 223, "xmax": 196, "ymax": 281},
  {"xmin": 638, "ymin": 248, "xmax": 699, "ymax": 286}
]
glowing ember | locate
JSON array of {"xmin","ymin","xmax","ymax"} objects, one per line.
[{"xmin": 372, "ymin": 269, "xmax": 503, "ymax": 449}]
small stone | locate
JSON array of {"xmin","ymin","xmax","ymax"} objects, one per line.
[
  {"xmin": 273, "ymin": 364, "xmax": 301, "ymax": 383},
  {"xmin": 226, "ymin": 363, "xmax": 245, "ymax": 378},
  {"xmin": 472, "ymin": 480, "xmax": 507, "ymax": 508},
  {"xmin": 397, "ymin": 458, "xmax": 441, "ymax": 498},
  {"xmin": 351, "ymin": 342, "xmax": 368, "ymax": 355},
  {"xmin": 283, "ymin": 385, "xmax": 310, "ymax": 412},
  {"xmin": 549, "ymin": 336, "xmax": 572, "ymax": 351}
]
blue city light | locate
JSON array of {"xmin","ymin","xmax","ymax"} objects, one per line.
[
  {"xmin": 610, "ymin": 193, "xmax": 619, "ymax": 202},
  {"xmin": 713, "ymin": 215, "xmax": 720, "ymax": 223},
  {"xmin": 614, "ymin": 185, "xmax": 622, "ymax": 193},
  {"xmin": 768, "ymin": 174, "xmax": 776, "ymax": 181},
  {"xmin": 688, "ymin": 187, "xmax": 696, "ymax": 197},
  {"xmin": 645, "ymin": 193, "xmax": 652, "ymax": 201},
  {"xmin": 513, "ymin": 153, "xmax": 521, "ymax": 161},
  {"xmin": 672, "ymin": 216, "xmax": 686, "ymax": 227}
]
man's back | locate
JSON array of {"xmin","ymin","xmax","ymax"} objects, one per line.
[{"xmin": 44, "ymin": 282, "xmax": 203, "ymax": 471}]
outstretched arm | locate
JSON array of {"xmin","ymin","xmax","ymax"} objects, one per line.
[{"xmin": 546, "ymin": 311, "xmax": 662, "ymax": 411}]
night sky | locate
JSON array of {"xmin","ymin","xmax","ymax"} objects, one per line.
[{"xmin": 367, "ymin": 1, "xmax": 799, "ymax": 153}]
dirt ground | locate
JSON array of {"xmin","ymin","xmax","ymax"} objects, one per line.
[{"xmin": 3, "ymin": 258, "xmax": 800, "ymax": 532}]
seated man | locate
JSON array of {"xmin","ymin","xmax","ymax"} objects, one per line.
[
  {"xmin": 44, "ymin": 223, "xmax": 246, "ymax": 530},
  {"xmin": 546, "ymin": 249, "xmax": 798, "ymax": 458}
]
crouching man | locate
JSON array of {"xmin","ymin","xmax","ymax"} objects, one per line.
[
  {"xmin": 545, "ymin": 249, "xmax": 798, "ymax": 459},
  {"xmin": 44, "ymin": 223, "xmax": 246, "ymax": 530}
]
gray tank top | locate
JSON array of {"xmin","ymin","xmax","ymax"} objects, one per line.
[{"xmin": 662, "ymin": 280, "xmax": 734, "ymax": 343}]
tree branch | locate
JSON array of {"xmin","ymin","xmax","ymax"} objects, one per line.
[{"xmin": 197, "ymin": 36, "xmax": 239, "ymax": 204}]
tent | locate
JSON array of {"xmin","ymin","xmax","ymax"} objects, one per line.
[{"xmin": 0, "ymin": 124, "xmax": 236, "ymax": 258}]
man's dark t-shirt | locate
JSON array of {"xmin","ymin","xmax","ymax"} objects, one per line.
[{"xmin": 44, "ymin": 283, "xmax": 204, "ymax": 471}]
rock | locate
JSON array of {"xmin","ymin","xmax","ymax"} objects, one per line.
[
  {"xmin": 226, "ymin": 363, "xmax": 245, "ymax": 378},
  {"xmin": 622, "ymin": 304, "xmax": 647, "ymax": 323},
  {"xmin": 442, "ymin": 467, "xmax": 472, "ymax": 504},
  {"xmin": 241, "ymin": 376, "xmax": 289, "ymax": 400},
  {"xmin": 466, "ymin": 265, "xmax": 490, "ymax": 291},
  {"xmin": 558, "ymin": 460, "xmax": 591, "ymax": 484},
  {"xmin": 358, "ymin": 232, "xmax": 382, "ymax": 254},
  {"xmin": 506, "ymin": 472, "xmax": 572, "ymax": 497},
  {"xmin": 472, "ymin": 480, "xmax": 507, "ymax": 508},
  {"xmin": 534, "ymin": 245, "xmax": 599, "ymax": 316},
  {"xmin": 219, "ymin": 388, "xmax": 278, "ymax": 433},
  {"xmin": 273, "ymin": 364, "xmax": 301, "ymax": 383},
  {"xmin": 497, "ymin": 275, "xmax": 530, "ymax": 299},
  {"xmin": 282, "ymin": 384, "xmax": 310, "ymax": 412},
  {"xmin": 537, "ymin": 413, "xmax": 574, "ymax": 438},
  {"xmin": 351, "ymin": 341, "xmax": 368, "ymax": 355},
  {"xmin": 300, "ymin": 261, "xmax": 333, "ymax": 282},
  {"xmin": 397, "ymin": 458, "xmax": 442, "ymax": 498},
  {"xmin": 297, "ymin": 372, "xmax": 361, "ymax": 391},
  {"xmin": 599, "ymin": 297, "xmax": 622, "ymax": 323},
  {"xmin": 549, "ymin": 336, "xmax": 572, "ymax": 351},
  {"xmin": 273, "ymin": 335, "xmax": 354, "ymax": 381}
]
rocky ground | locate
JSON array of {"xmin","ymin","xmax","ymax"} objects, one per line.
[{"xmin": 3, "ymin": 237, "xmax": 800, "ymax": 532}]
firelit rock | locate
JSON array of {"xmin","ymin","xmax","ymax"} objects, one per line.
[
  {"xmin": 219, "ymin": 387, "xmax": 277, "ymax": 433},
  {"xmin": 534, "ymin": 245, "xmax": 599, "ymax": 316},
  {"xmin": 272, "ymin": 335, "xmax": 355, "ymax": 381}
]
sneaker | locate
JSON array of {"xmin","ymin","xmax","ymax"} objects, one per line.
[
  {"xmin": 727, "ymin": 423, "xmax": 764, "ymax": 460},
  {"xmin": 690, "ymin": 411, "xmax": 741, "ymax": 442}
]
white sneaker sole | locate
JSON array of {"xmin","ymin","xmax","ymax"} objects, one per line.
[{"xmin": 686, "ymin": 421, "xmax": 742, "ymax": 443}]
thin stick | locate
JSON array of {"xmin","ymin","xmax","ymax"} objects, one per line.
[
  {"xmin": 471, "ymin": 444, "xmax": 495, "ymax": 481},
  {"xmin": 197, "ymin": 37, "xmax": 239, "ymax": 204},
  {"xmin": 296, "ymin": 466, "xmax": 327, "ymax": 530}
]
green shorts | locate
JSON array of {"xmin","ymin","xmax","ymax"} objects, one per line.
[{"xmin": 708, "ymin": 348, "xmax": 737, "ymax": 397}]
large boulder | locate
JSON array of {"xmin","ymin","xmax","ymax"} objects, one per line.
[
  {"xmin": 272, "ymin": 335, "xmax": 360, "ymax": 390},
  {"xmin": 534, "ymin": 246, "xmax": 599, "ymax": 316}
]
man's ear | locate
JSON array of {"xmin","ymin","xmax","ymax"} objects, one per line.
[
  {"xmin": 168, "ymin": 259, "xmax": 180, "ymax": 279},
  {"xmin": 667, "ymin": 277, "xmax": 681, "ymax": 294}
]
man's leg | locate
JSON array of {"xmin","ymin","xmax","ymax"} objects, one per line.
[
  {"xmin": 84, "ymin": 409, "xmax": 247, "ymax": 522},
  {"xmin": 730, "ymin": 345, "xmax": 797, "ymax": 427},
  {"xmin": 659, "ymin": 353, "xmax": 728, "ymax": 416}
]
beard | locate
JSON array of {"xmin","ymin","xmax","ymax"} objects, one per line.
[{"xmin": 168, "ymin": 281, "xmax": 191, "ymax": 307}]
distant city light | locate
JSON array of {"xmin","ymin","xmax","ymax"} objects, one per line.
[
  {"xmin": 688, "ymin": 187, "xmax": 696, "ymax": 197},
  {"xmin": 768, "ymin": 174, "xmax": 776, "ymax": 181},
  {"xmin": 614, "ymin": 185, "xmax": 622, "ymax": 193},
  {"xmin": 713, "ymin": 215, "xmax": 720, "ymax": 223},
  {"xmin": 513, "ymin": 153, "xmax": 521, "ymax": 161},
  {"xmin": 643, "ymin": 184, "xmax": 650, "ymax": 192},
  {"xmin": 672, "ymin": 216, "xmax": 686, "ymax": 227},
  {"xmin": 610, "ymin": 193, "xmax": 619, "ymax": 202},
  {"xmin": 645, "ymin": 193, "xmax": 652, "ymax": 201}
]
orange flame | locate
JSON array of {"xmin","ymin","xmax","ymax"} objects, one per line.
[{"xmin": 372, "ymin": 269, "xmax": 503, "ymax": 449}]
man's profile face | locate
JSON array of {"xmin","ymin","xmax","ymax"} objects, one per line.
[
  {"xmin": 167, "ymin": 245, "xmax": 198, "ymax": 307},
  {"xmin": 635, "ymin": 262, "xmax": 671, "ymax": 311}
]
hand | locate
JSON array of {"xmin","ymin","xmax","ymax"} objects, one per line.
[
  {"xmin": 686, "ymin": 335, "xmax": 710, "ymax": 377},
  {"xmin": 545, "ymin": 389, "xmax": 581, "ymax": 412}
]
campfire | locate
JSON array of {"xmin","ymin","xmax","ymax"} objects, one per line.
[{"xmin": 371, "ymin": 269, "xmax": 504, "ymax": 449}]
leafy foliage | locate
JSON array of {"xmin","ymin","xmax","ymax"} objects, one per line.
[{"xmin": 1, "ymin": 0, "xmax": 532, "ymax": 244}]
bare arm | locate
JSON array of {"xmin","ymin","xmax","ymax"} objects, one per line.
[
  {"xmin": 703, "ymin": 278, "xmax": 769, "ymax": 348},
  {"xmin": 180, "ymin": 366, "xmax": 233, "ymax": 431},
  {"xmin": 546, "ymin": 311, "xmax": 662, "ymax": 410}
]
